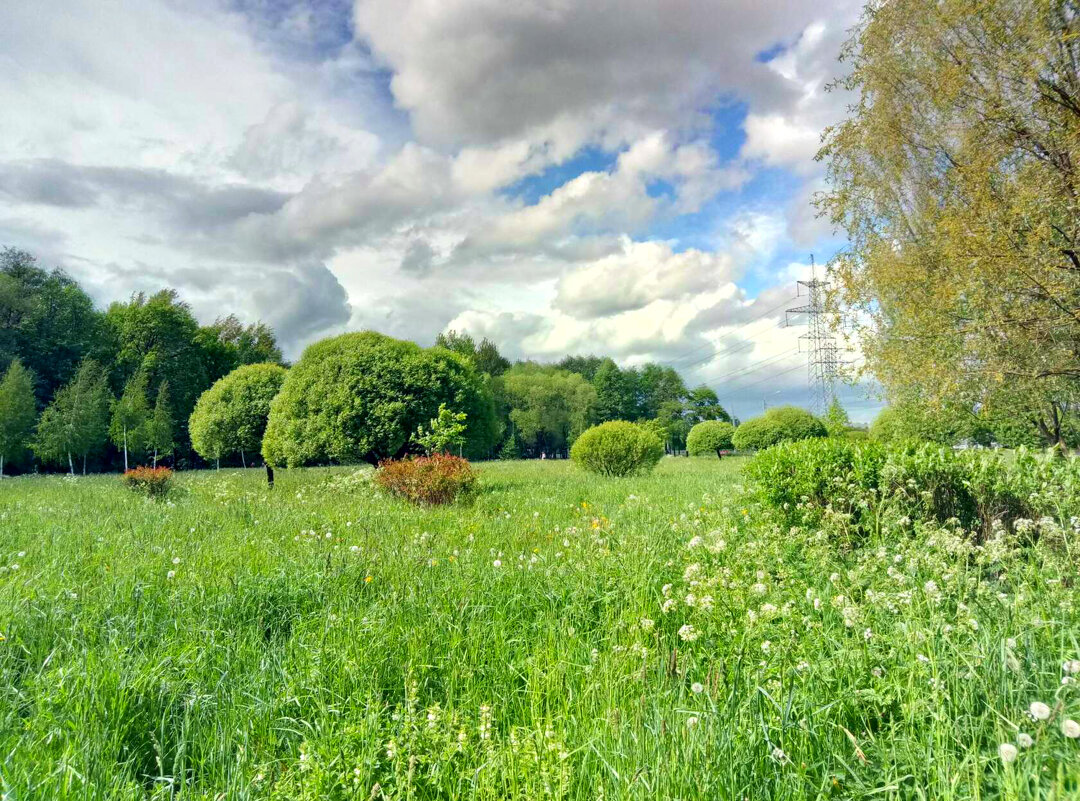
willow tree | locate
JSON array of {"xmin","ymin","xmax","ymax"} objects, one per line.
[{"xmin": 818, "ymin": 0, "xmax": 1080, "ymax": 447}]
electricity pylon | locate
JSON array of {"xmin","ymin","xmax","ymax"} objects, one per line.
[{"xmin": 785, "ymin": 256, "xmax": 839, "ymax": 415}]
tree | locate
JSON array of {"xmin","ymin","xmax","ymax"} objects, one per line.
[
  {"xmin": 0, "ymin": 248, "xmax": 103, "ymax": 402},
  {"xmin": 0, "ymin": 359, "xmax": 37, "ymax": 476},
  {"xmin": 497, "ymin": 364, "xmax": 596, "ymax": 456},
  {"xmin": 637, "ymin": 364, "xmax": 687, "ymax": 419},
  {"xmin": 110, "ymin": 370, "xmax": 150, "ymax": 470},
  {"xmin": 732, "ymin": 406, "xmax": 827, "ymax": 451},
  {"xmin": 148, "ymin": 381, "xmax": 175, "ymax": 468},
  {"xmin": 557, "ymin": 355, "xmax": 606, "ymax": 382},
  {"xmin": 435, "ymin": 330, "xmax": 510, "ymax": 376},
  {"xmin": 684, "ymin": 385, "xmax": 730, "ymax": 424},
  {"xmin": 196, "ymin": 315, "xmax": 283, "ymax": 383},
  {"xmin": 592, "ymin": 359, "xmax": 639, "ymax": 422},
  {"xmin": 414, "ymin": 403, "xmax": 468, "ymax": 455},
  {"xmin": 686, "ymin": 420, "xmax": 735, "ymax": 459},
  {"xmin": 819, "ymin": 0, "xmax": 1080, "ymax": 448},
  {"xmin": 190, "ymin": 363, "xmax": 288, "ymax": 468},
  {"xmin": 34, "ymin": 359, "xmax": 111, "ymax": 474},
  {"xmin": 823, "ymin": 398, "xmax": 851, "ymax": 437},
  {"xmin": 263, "ymin": 332, "xmax": 496, "ymax": 467},
  {"xmin": 103, "ymin": 289, "xmax": 211, "ymax": 454}
]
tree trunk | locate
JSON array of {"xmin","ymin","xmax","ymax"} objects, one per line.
[
  {"xmin": 68, "ymin": 452, "xmax": 74, "ymax": 476},
  {"xmin": 216, "ymin": 457, "xmax": 220, "ymax": 470},
  {"xmin": 82, "ymin": 454, "xmax": 87, "ymax": 476},
  {"xmin": 241, "ymin": 449, "xmax": 246, "ymax": 469},
  {"xmin": 1, "ymin": 454, "xmax": 4, "ymax": 478},
  {"xmin": 123, "ymin": 427, "xmax": 129, "ymax": 472},
  {"xmin": 153, "ymin": 449, "xmax": 158, "ymax": 469},
  {"xmin": 715, "ymin": 449, "xmax": 723, "ymax": 460},
  {"xmin": 266, "ymin": 463, "xmax": 274, "ymax": 488}
]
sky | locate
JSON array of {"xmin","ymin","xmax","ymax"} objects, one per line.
[{"xmin": 0, "ymin": 0, "xmax": 881, "ymax": 423}]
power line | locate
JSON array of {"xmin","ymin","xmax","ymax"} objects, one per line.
[
  {"xmin": 786, "ymin": 256, "xmax": 838, "ymax": 415},
  {"xmin": 664, "ymin": 295, "xmax": 797, "ymax": 369},
  {"xmin": 716, "ymin": 362, "xmax": 807, "ymax": 400},
  {"xmin": 699, "ymin": 346, "xmax": 800, "ymax": 386}
]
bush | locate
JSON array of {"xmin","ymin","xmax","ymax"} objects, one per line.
[
  {"xmin": 570, "ymin": 421, "xmax": 663, "ymax": 477},
  {"xmin": 121, "ymin": 466, "xmax": 173, "ymax": 498},
  {"xmin": 263, "ymin": 332, "xmax": 497, "ymax": 467},
  {"xmin": 745, "ymin": 439, "xmax": 886, "ymax": 535},
  {"xmin": 686, "ymin": 420, "xmax": 735, "ymax": 458},
  {"xmin": 732, "ymin": 406, "xmax": 827, "ymax": 451},
  {"xmin": 375, "ymin": 454, "xmax": 477, "ymax": 505}
]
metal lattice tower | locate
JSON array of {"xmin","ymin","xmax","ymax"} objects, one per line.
[{"xmin": 785, "ymin": 256, "xmax": 839, "ymax": 415}]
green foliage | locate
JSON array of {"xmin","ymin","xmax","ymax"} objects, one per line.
[
  {"xmin": 819, "ymin": 0, "xmax": 1080, "ymax": 447},
  {"xmin": 570, "ymin": 420, "xmax": 664, "ymax": 477},
  {"xmin": 263, "ymin": 332, "xmax": 496, "ymax": 467},
  {"xmin": 148, "ymin": 381, "xmax": 175, "ymax": 466},
  {"xmin": 375, "ymin": 453, "xmax": 477, "ymax": 505},
  {"xmin": 732, "ymin": 406, "xmax": 827, "ymax": 451},
  {"xmin": 120, "ymin": 465, "xmax": 173, "ymax": 498},
  {"xmin": 823, "ymin": 398, "xmax": 851, "ymax": 436},
  {"xmin": 110, "ymin": 369, "xmax": 151, "ymax": 467},
  {"xmin": 686, "ymin": 420, "xmax": 735, "ymax": 458},
  {"xmin": 0, "ymin": 358, "xmax": 37, "ymax": 474},
  {"xmin": 34, "ymin": 359, "xmax": 112, "ymax": 473},
  {"xmin": 0, "ymin": 248, "xmax": 103, "ymax": 403},
  {"xmin": 190, "ymin": 363, "xmax": 288, "ymax": 464},
  {"xmin": 497, "ymin": 364, "xmax": 595, "ymax": 456},
  {"xmin": 196, "ymin": 315, "xmax": 283, "ymax": 383},
  {"xmin": 414, "ymin": 403, "xmax": 468, "ymax": 455},
  {"xmin": 683, "ymin": 385, "xmax": 730, "ymax": 424},
  {"xmin": 435, "ymin": 330, "xmax": 510, "ymax": 377}
]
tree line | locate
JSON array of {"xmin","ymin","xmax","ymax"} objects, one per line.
[
  {"xmin": 0, "ymin": 248, "xmax": 283, "ymax": 475},
  {"xmin": 0, "ymin": 248, "xmax": 735, "ymax": 474}
]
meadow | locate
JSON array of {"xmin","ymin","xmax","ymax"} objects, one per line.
[{"xmin": 1, "ymin": 457, "xmax": 1078, "ymax": 800}]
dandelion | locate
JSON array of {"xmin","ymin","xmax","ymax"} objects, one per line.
[
  {"xmin": 771, "ymin": 746, "xmax": 789, "ymax": 764},
  {"xmin": 687, "ymin": 536, "xmax": 703, "ymax": 549},
  {"xmin": 1017, "ymin": 732, "xmax": 1034, "ymax": 748},
  {"xmin": 171, "ymin": 556, "xmax": 181, "ymax": 565},
  {"xmin": 1064, "ymin": 660, "xmax": 1080, "ymax": 675},
  {"xmin": 998, "ymin": 743, "xmax": 1018, "ymax": 764},
  {"xmin": 1029, "ymin": 701, "xmax": 1052, "ymax": 721},
  {"xmin": 493, "ymin": 559, "xmax": 502, "ymax": 568},
  {"xmin": 678, "ymin": 624, "xmax": 698, "ymax": 642},
  {"xmin": 350, "ymin": 545, "xmax": 360, "ymax": 553},
  {"xmin": 1062, "ymin": 719, "xmax": 1080, "ymax": 738},
  {"xmin": 364, "ymin": 575, "xmax": 373, "ymax": 583},
  {"xmin": 686, "ymin": 716, "xmax": 699, "ymax": 729},
  {"xmin": 761, "ymin": 640, "xmax": 771, "ymax": 653},
  {"xmin": 166, "ymin": 570, "xmax": 176, "ymax": 579}
]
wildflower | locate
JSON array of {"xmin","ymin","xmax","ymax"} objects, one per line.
[
  {"xmin": 698, "ymin": 595, "xmax": 714, "ymax": 611},
  {"xmin": 1029, "ymin": 701, "xmax": 1052, "ymax": 721},
  {"xmin": 1064, "ymin": 660, "xmax": 1080, "ymax": 675},
  {"xmin": 662, "ymin": 583, "xmax": 673, "ymax": 597},
  {"xmin": 684, "ymin": 593, "xmax": 696, "ymax": 607},
  {"xmin": 171, "ymin": 556, "xmax": 181, "ymax": 565},
  {"xmin": 690, "ymin": 682, "xmax": 704, "ymax": 694},
  {"xmin": 678, "ymin": 624, "xmax": 698, "ymax": 642},
  {"xmin": 687, "ymin": 536, "xmax": 703, "ymax": 549},
  {"xmin": 761, "ymin": 640, "xmax": 771, "ymax": 653},
  {"xmin": 751, "ymin": 582, "xmax": 767, "ymax": 595},
  {"xmin": 863, "ymin": 628, "xmax": 873, "ymax": 641},
  {"xmin": 166, "ymin": 570, "xmax": 176, "ymax": 579},
  {"xmin": 998, "ymin": 743, "xmax": 1018, "ymax": 764},
  {"xmin": 686, "ymin": 716, "xmax": 699, "ymax": 729},
  {"xmin": 639, "ymin": 618, "xmax": 655, "ymax": 632},
  {"xmin": 662, "ymin": 599, "xmax": 677, "ymax": 614},
  {"xmin": 364, "ymin": 575, "xmax": 373, "ymax": 583},
  {"xmin": 1062, "ymin": 719, "xmax": 1080, "ymax": 739},
  {"xmin": 771, "ymin": 746, "xmax": 789, "ymax": 764},
  {"xmin": 1017, "ymin": 732, "xmax": 1034, "ymax": 748},
  {"xmin": 493, "ymin": 559, "xmax": 502, "ymax": 567}
]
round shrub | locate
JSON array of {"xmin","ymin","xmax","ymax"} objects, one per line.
[
  {"xmin": 262, "ymin": 332, "xmax": 497, "ymax": 467},
  {"xmin": 375, "ymin": 454, "xmax": 477, "ymax": 505},
  {"xmin": 686, "ymin": 420, "xmax": 735, "ymax": 458},
  {"xmin": 732, "ymin": 406, "xmax": 827, "ymax": 451},
  {"xmin": 570, "ymin": 421, "xmax": 663, "ymax": 477},
  {"xmin": 190, "ymin": 363, "xmax": 287, "ymax": 465},
  {"xmin": 121, "ymin": 466, "xmax": 173, "ymax": 498}
]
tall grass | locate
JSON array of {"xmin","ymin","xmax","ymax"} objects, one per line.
[{"xmin": 0, "ymin": 458, "xmax": 1077, "ymax": 799}]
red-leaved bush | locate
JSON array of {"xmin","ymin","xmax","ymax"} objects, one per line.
[
  {"xmin": 375, "ymin": 454, "xmax": 477, "ymax": 505},
  {"xmin": 121, "ymin": 466, "xmax": 174, "ymax": 498}
]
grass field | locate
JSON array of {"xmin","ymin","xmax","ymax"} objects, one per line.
[{"xmin": 1, "ymin": 457, "xmax": 1078, "ymax": 799}]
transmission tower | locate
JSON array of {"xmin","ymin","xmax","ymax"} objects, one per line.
[{"xmin": 785, "ymin": 256, "xmax": 839, "ymax": 415}]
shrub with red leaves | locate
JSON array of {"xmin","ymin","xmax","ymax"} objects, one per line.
[
  {"xmin": 121, "ymin": 466, "xmax": 174, "ymax": 498},
  {"xmin": 375, "ymin": 454, "xmax": 477, "ymax": 506}
]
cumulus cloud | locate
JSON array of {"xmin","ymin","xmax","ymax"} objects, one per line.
[{"xmin": 0, "ymin": 0, "xmax": 874, "ymax": 417}]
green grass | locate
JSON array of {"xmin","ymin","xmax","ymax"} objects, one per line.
[{"xmin": 0, "ymin": 457, "xmax": 1077, "ymax": 799}]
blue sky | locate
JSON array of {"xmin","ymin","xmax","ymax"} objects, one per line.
[{"xmin": 0, "ymin": 0, "xmax": 878, "ymax": 422}]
